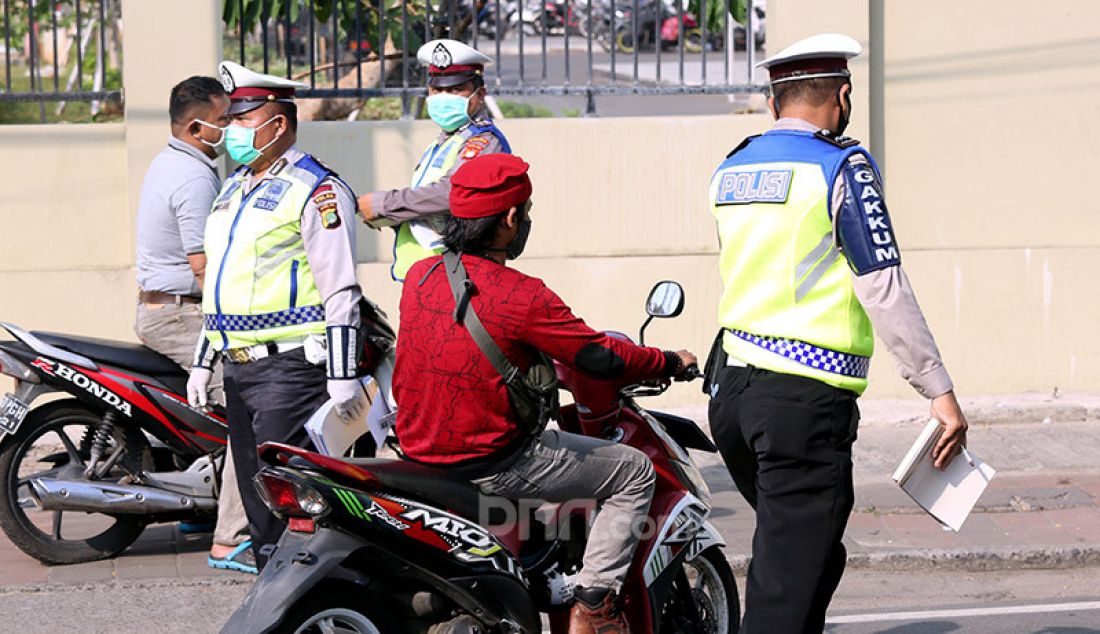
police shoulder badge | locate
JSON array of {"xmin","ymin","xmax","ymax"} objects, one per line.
[
  {"xmin": 312, "ymin": 183, "xmax": 337, "ymax": 205},
  {"xmin": 318, "ymin": 201, "xmax": 341, "ymax": 229},
  {"xmin": 814, "ymin": 129, "xmax": 859, "ymax": 148},
  {"xmin": 463, "ymin": 135, "xmax": 490, "ymax": 160},
  {"xmin": 431, "ymin": 42, "xmax": 453, "ymax": 70}
]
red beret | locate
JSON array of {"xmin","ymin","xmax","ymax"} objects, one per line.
[{"xmin": 450, "ymin": 154, "xmax": 532, "ymax": 219}]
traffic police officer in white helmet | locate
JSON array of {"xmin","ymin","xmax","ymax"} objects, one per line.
[
  {"xmin": 186, "ymin": 60, "xmax": 367, "ymax": 570},
  {"xmin": 355, "ymin": 39, "xmax": 513, "ymax": 281},
  {"xmin": 705, "ymin": 33, "xmax": 970, "ymax": 632}
]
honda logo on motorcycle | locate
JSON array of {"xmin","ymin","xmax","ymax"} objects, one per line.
[{"xmin": 34, "ymin": 358, "xmax": 132, "ymax": 417}]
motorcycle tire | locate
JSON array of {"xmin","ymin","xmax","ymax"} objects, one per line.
[
  {"xmin": 616, "ymin": 26, "xmax": 637, "ymax": 54},
  {"xmin": 684, "ymin": 28, "xmax": 704, "ymax": 53},
  {"xmin": 276, "ymin": 583, "xmax": 396, "ymax": 634},
  {"xmin": 662, "ymin": 546, "xmax": 740, "ymax": 633},
  {"xmin": 0, "ymin": 400, "xmax": 153, "ymax": 565}
]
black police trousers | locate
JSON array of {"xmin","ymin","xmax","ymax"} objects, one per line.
[
  {"xmin": 708, "ymin": 365, "xmax": 859, "ymax": 634},
  {"xmin": 224, "ymin": 347, "xmax": 328, "ymax": 570}
]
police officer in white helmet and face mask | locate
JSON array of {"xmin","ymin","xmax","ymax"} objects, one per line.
[
  {"xmin": 705, "ymin": 33, "xmax": 970, "ymax": 633},
  {"xmin": 186, "ymin": 60, "xmax": 368, "ymax": 571},
  {"xmin": 355, "ymin": 39, "xmax": 514, "ymax": 282}
]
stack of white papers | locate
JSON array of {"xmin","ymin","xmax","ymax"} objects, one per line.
[
  {"xmin": 892, "ymin": 419, "xmax": 996, "ymax": 531},
  {"xmin": 303, "ymin": 351, "xmax": 399, "ymax": 457},
  {"xmin": 303, "ymin": 387, "xmax": 370, "ymax": 457}
]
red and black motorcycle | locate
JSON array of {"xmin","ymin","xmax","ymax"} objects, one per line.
[
  {"xmin": 0, "ymin": 322, "xmax": 229, "ymax": 564},
  {"xmin": 223, "ymin": 281, "xmax": 738, "ymax": 634}
]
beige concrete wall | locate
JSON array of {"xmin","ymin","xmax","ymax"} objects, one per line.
[
  {"xmin": 0, "ymin": 124, "xmax": 135, "ymax": 339},
  {"xmin": 875, "ymin": 1, "xmax": 1100, "ymax": 398}
]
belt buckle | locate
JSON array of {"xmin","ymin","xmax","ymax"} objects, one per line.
[{"xmin": 226, "ymin": 348, "xmax": 252, "ymax": 364}]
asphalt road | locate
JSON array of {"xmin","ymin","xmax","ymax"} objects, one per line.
[
  {"xmin": 824, "ymin": 567, "xmax": 1100, "ymax": 634},
  {"xmin": 1, "ymin": 567, "xmax": 1098, "ymax": 633},
  {"xmin": 480, "ymin": 34, "xmax": 765, "ymax": 116}
]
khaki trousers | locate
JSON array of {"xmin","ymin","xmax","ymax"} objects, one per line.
[{"xmin": 135, "ymin": 301, "xmax": 249, "ymax": 547}]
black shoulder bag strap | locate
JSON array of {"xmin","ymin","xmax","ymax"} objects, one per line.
[{"xmin": 441, "ymin": 251, "xmax": 522, "ymax": 385}]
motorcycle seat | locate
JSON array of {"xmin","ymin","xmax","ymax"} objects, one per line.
[
  {"xmin": 33, "ymin": 332, "xmax": 185, "ymax": 378},
  {"xmin": 344, "ymin": 457, "xmax": 494, "ymax": 523}
]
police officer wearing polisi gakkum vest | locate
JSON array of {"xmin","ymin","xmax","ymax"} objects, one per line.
[
  {"xmin": 356, "ymin": 39, "xmax": 511, "ymax": 281},
  {"xmin": 706, "ymin": 34, "xmax": 970, "ymax": 633},
  {"xmin": 186, "ymin": 61, "xmax": 365, "ymax": 571}
]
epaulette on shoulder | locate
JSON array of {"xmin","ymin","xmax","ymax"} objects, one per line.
[
  {"xmin": 726, "ymin": 135, "xmax": 761, "ymax": 158},
  {"xmin": 813, "ymin": 129, "xmax": 860, "ymax": 148}
]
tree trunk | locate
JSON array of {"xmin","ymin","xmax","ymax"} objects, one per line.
[{"xmin": 296, "ymin": 39, "xmax": 406, "ymax": 121}]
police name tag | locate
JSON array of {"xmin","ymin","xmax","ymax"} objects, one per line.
[
  {"xmin": 715, "ymin": 169, "xmax": 792, "ymax": 205},
  {"xmin": 213, "ymin": 180, "xmax": 243, "ymax": 210}
]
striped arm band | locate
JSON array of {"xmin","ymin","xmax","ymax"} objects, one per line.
[
  {"xmin": 192, "ymin": 333, "xmax": 219, "ymax": 370},
  {"xmin": 326, "ymin": 326, "xmax": 359, "ymax": 380}
]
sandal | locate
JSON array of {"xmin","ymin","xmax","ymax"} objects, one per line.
[{"xmin": 207, "ymin": 540, "xmax": 258, "ymax": 575}]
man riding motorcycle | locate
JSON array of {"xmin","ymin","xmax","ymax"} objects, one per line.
[{"xmin": 392, "ymin": 153, "xmax": 698, "ymax": 634}]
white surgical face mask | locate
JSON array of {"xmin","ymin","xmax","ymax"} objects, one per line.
[{"xmin": 192, "ymin": 119, "xmax": 226, "ymax": 156}]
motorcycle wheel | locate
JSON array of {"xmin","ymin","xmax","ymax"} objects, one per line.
[
  {"xmin": 616, "ymin": 26, "xmax": 637, "ymax": 54},
  {"xmin": 0, "ymin": 400, "xmax": 153, "ymax": 565},
  {"xmin": 684, "ymin": 28, "xmax": 704, "ymax": 53},
  {"xmin": 661, "ymin": 546, "xmax": 740, "ymax": 633},
  {"xmin": 277, "ymin": 584, "xmax": 395, "ymax": 634}
]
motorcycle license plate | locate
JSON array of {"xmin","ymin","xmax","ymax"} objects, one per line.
[{"xmin": 0, "ymin": 394, "xmax": 29, "ymax": 437}]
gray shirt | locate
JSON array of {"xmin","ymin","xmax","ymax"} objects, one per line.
[
  {"xmin": 135, "ymin": 137, "xmax": 220, "ymax": 296},
  {"xmin": 771, "ymin": 117, "xmax": 953, "ymax": 398}
]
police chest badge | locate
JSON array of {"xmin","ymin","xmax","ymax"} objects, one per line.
[
  {"xmin": 254, "ymin": 178, "xmax": 292, "ymax": 211},
  {"xmin": 431, "ymin": 43, "xmax": 453, "ymax": 70},
  {"xmin": 212, "ymin": 180, "xmax": 243, "ymax": 212}
]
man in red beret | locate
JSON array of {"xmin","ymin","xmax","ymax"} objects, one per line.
[{"xmin": 393, "ymin": 154, "xmax": 698, "ymax": 633}]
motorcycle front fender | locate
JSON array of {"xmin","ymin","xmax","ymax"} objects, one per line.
[{"xmin": 220, "ymin": 528, "xmax": 364, "ymax": 634}]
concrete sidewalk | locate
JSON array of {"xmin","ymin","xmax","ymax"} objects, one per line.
[
  {"xmin": 0, "ymin": 393, "xmax": 1097, "ymax": 589},
  {"xmin": 679, "ymin": 391, "xmax": 1100, "ymax": 573}
]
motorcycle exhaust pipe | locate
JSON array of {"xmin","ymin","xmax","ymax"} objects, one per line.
[{"xmin": 28, "ymin": 477, "xmax": 216, "ymax": 515}]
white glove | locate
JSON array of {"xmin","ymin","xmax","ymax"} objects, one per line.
[
  {"xmin": 187, "ymin": 367, "xmax": 213, "ymax": 410},
  {"xmin": 329, "ymin": 379, "xmax": 366, "ymax": 422}
]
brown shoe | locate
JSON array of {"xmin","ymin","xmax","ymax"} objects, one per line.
[{"xmin": 568, "ymin": 587, "xmax": 629, "ymax": 634}]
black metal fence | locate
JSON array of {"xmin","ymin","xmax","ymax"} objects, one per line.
[
  {"xmin": 0, "ymin": 0, "xmax": 122, "ymax": 122},
  {"xmin": 226, "ymin": 0, "xmax": 766, "ymax": 116}
]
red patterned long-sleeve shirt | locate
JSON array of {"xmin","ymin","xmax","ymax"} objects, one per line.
[{"xmin": 394, "ymin": 254, "xmax": 672, "ymax": 467}]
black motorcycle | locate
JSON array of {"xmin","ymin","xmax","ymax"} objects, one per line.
[{"xmin": 0, "ymin": 322, "xmax": 229, "ymax": 564}]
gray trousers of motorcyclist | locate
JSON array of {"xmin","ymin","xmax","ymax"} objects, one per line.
[{"xmin": 472, "ymin": 429, "xmax": 656, "ymax": 591}]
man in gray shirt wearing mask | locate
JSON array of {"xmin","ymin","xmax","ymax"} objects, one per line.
[{"xmin": 133, "ymin": 76, "xmax": 253, "ymax": 573}]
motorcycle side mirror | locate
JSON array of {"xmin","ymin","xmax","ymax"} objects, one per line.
[{"xmin": 639, "ymin": 280, "xmax": 685, "ymax": 346}]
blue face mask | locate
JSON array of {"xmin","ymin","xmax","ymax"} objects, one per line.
[
  {"xmin": 426, "ymin": 93, "xmax": 472, "ymax": 132},
  {"xmin": 224, "ymin": 116, "xmax": 281, "ymax": 165}
]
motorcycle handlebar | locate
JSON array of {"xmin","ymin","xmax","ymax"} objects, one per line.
[{"xmin": 679, "ymin": 364, "xmax": 703, "ymax": 381}]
